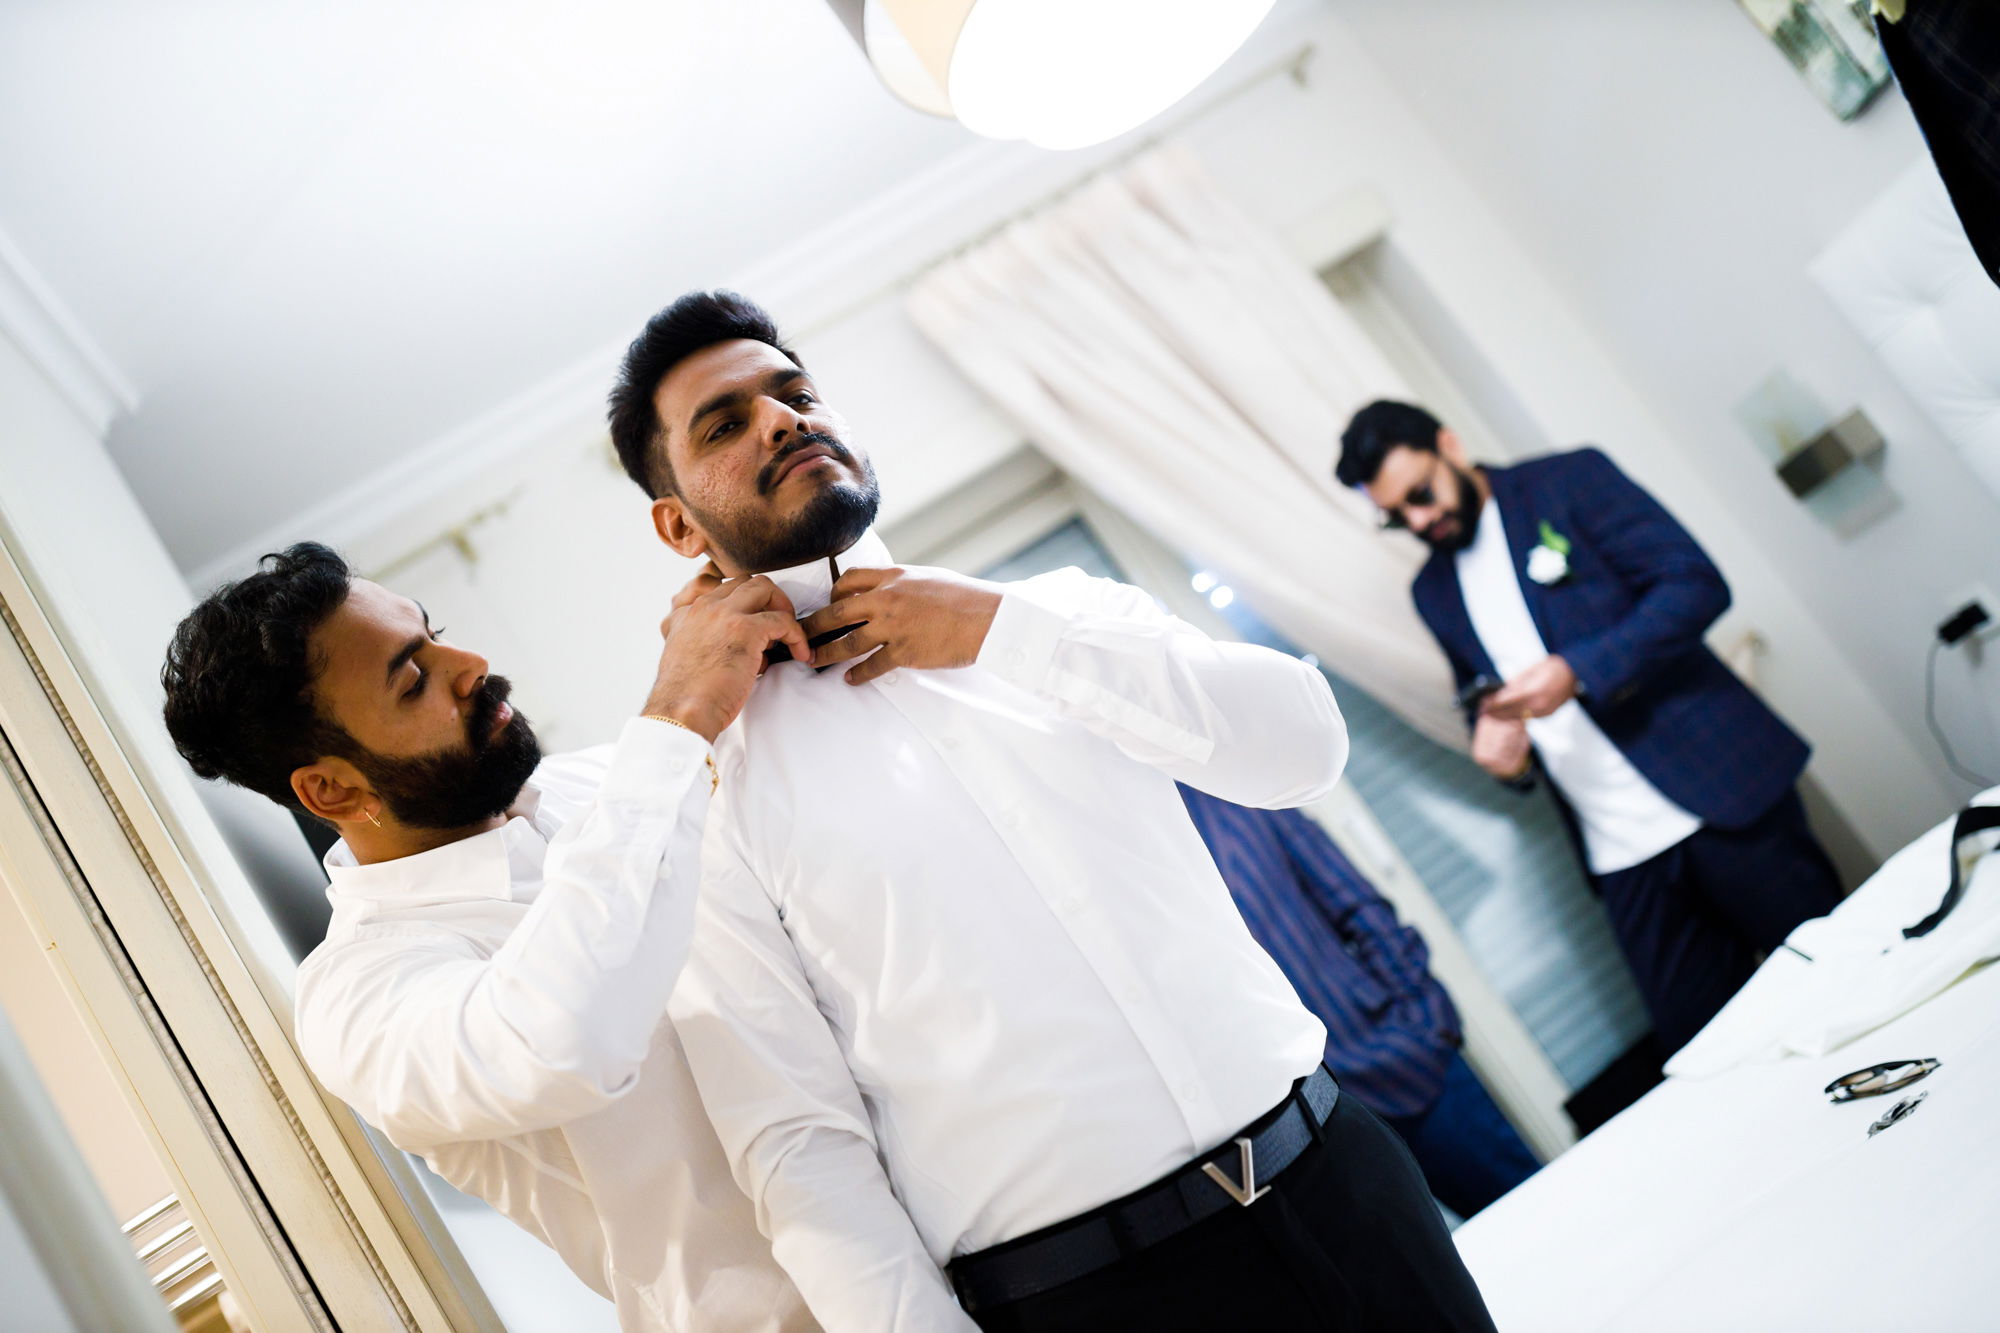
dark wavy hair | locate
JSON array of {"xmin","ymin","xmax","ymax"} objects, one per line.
[
  {"xmin": 161, "ymin": 542, "xmax": 353, "ymax": 815},
  {"xmin": 1335, "ymin": 399, "xmax": 1443, "ymax": 488},
  {"xmin": 606, "ymin": 290, "xmax": 802, "ymax": 499}
]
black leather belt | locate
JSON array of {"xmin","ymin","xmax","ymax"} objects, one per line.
[{"xmin": 947, "ymin": 1067, "xmax": 1339, "ymax": 1314}]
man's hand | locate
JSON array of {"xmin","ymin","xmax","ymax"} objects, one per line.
[
  {"xmin": 800, "ymin": 566, "xmax": 1004, "ymax": 686},
  {"xmin": 642, "ymin": 570, "xmax": 810, "ymax": 742},
  {"xmin": 1471, "ymin": 712, "xmax": 1533, "ymax": 781},
  {"xmin": 1481, "ymin": 654, "xmax": 1578, "ymax": 721}
]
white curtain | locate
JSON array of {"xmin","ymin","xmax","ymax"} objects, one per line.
[{"xmin": 907, "ymin": 147, "xmax": 1464, "ymax": 748}]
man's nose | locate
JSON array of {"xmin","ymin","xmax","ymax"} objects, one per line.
[
  {"xmin": 449, "ymin": 647, "xmax": 491, "ymax": 698},
  {"xmin": 760, "ymin": 398, "xmax": 811, "ymax": 450}
]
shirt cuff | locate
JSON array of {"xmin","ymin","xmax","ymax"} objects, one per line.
[
  {"xmin": 976, "ymin": 588, "xmax": 1070, "ymax": 694},
  {"xmin": 601, "ymin": 716, "xmax": 714, "ymax": 805}
]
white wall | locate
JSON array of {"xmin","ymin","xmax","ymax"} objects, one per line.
[
  {"xmin": 0, "ymin": 322, "xmax": 326, "ymax": 1011},
  {"xmin": 1330, "ymin": 0, "xmax": 2000, "ymax": 805},
  {"xmin": 337, "ymin": 5, "xmax": 1958, "ymax": 860}
]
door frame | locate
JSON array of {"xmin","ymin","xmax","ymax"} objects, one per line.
[{"xmin": 0, "ymin": 520, "xmax": 504, "ymax": 1331}]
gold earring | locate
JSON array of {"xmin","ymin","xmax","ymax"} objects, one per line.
[{"xmin": 365, "ymin": 808, "xmax": 383, "ymax": 829}]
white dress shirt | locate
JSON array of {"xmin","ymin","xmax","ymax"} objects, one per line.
[
  {"xmin": 1454, "ymin": 503, "xmax": 1702, "ymax": 874},
  {"xmin": 668, "ymin": 531, "xmax": 1346, "ymax": 1332},
  {"xmin": 295, "ymin": 719, "xmax": 815, "ymax": 1333}
]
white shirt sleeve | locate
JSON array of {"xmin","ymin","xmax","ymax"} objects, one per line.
[
  {"xmin": 295, "ymin": 718, "xmax": 712, "ymax": 1153},
  {"xmin": 974, "ymin": 566, "xmax": 1348, "ymax": 808},
  {"xmin": 670, "ymin": 821, "xmax": 979, "ymax": 1333}
]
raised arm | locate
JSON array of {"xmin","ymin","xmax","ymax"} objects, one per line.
[
  {"xmin": 297, "ymin": 571, "xmax": 811, "ymax": 1153},
  {"xmin": 296, "ymin": 718, "xmax": 712, "ymax": 1151},
  {"xmin": 669, "ymin": 827, "xmax": 979, "ymax": 1333},
  {"xmin": 1557, "ymin": 447, "xmax": 1731, "ymax": 704},
  {"xmin": 804, "ymin": 563, "xmax": 1347, "ymax": 809}
]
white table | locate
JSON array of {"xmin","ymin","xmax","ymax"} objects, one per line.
[{"xmin": 1454, "ymin": 938, "xmax": 2000, "ymax": 1331}]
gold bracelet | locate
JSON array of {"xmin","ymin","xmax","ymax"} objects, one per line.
[{"xmin": 641, "ymin": 714, "xmax": 720, "ymax": 793}]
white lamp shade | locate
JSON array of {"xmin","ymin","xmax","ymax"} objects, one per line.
[{"xmin": 861, "ymin": 0, "xmax": 1275, "ymax": 150}]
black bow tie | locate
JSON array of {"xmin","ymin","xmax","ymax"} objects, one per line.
[{"xmin": 762, "ymin": 554, "xmax": 866, "ymax": 670}]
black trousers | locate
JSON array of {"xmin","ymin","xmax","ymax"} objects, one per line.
[
  {"xmin": 969, "ymin": 1094, "xmax": 1497, "ymax": 1333},
  {"xmin": 1593, "ymin": 789, "xmax": 1842, "ymax": 1057}
]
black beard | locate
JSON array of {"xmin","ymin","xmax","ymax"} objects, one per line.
[
  {"xmin": 349, "ymin": 675, "xmax": 543, "ymax": 831},
  {"xmin": 691, "ymin": 433, "xmax": 882, "ymax": 573},
  {"xmin": 1419, "ymin": 462, "xmax": 1485, "ymax": 554}
]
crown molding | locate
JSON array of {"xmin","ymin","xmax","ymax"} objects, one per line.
[
  {"xmin": 185, "ymin": 3, "xmax": 1329, "ymax": 587},
  {"xmin": 0, "ymin": 226, "xmax": 138, "ymax": 437},
  {"xmin": 185, "ymin": 134, "xmax": 1073, "ymax": 589}
]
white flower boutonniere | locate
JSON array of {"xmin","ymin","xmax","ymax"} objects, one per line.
[{"xmin": 1527, "ymin": 520, "xmax": 1572, "ymax": 586}]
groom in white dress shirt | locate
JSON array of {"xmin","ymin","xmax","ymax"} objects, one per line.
[{"xmin": 606, "ymin": 291, "xmax": 1497, "ymax": 1333}]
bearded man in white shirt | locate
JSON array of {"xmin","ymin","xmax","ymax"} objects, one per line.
[
  {"xmin": 605, "ymin": 290, "xmax": 1497, "ymax": 1333},
  {"xmin": 160, "ymin": 541, "xmax": 820, "ymax": 1331}
]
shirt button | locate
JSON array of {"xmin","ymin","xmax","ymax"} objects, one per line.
[
  {"xmin": 1179, "ymin": 1081, "xmax": 1203, "ymax": 1102},
  {"xmin": 1007, "ymin": 649, "xmax": 1026, "ymax": 669},
  {"xmin": 1057, "ymin": 894, "xmax": 1082, "ymax": 914},
  {"xmin": 1120, "ymin": 982, "xmax": 1143, "ymax": 1003},
  {"xmin": 1003, "ymin": 811, "xmax": 1023, "ymax": 830}
]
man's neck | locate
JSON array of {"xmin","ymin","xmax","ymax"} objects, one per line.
[{"xmin": 340, "ymin": 800, "xmax": 527, "ymax": 866}]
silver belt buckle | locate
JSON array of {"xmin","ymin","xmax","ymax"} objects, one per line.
[{"xmin": 1201, "ymin": 1137, "xmax": 1272, "ymax": 1207}]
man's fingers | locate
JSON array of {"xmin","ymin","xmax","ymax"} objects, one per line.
[
  {"xmin": 746, "ymin": 610, "xmax": 811, "ymax": 663},
  {"xmin": 800, "ymin": 595, "xmax": 874, "ymax": 642},
  {"xmin": 829, "ymin": 567, "xmax": 894, "ymax": 600},
  {"xmin": 672, "ymin": 570, "xmax": 726, "ymax": 611},
  {"xmin": 811, "ymin": 624, "xmax": 881, "ymax": 669},
  {"xmin": 721, "ymin": 574, "xmax": 799, "ymax": 620},
  {"xmin": 844, "ymin": 644, "xmax": 896, "ymax": 686}
]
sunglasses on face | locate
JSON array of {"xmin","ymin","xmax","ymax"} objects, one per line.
[{"xmin": 1377, "ymin": 455, "xmax": 1447, "ymax": 532}]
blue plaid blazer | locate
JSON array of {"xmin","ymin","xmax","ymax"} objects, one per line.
[
  {"xmin": 1411, "ymin": 447, "xmax": 1808, "ymax": 831},
  {"xmin": 1178, "ymin": 785, "xmax": 1460, "ymax": 1119}
]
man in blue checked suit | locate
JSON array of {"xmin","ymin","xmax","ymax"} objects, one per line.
[
  {"xmin": 1335, "ymin": 401, "xmax": 1843, "ymax": 1058},
  {"xmin": 1177, "ymin": 785, "xmax": 1540, "ymax": 1218}
]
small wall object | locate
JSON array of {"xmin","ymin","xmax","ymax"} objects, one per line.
[
  {"xmin": 1734, "ymin": 371, "xmax": 1895, "ymax": 534},
  {"xmin": 1777, "ymin": 408, "xmax": 1887, "ymax": 498},
  {"xmin": 1737, "ymin": 0, "xmax": 1892, "ymax": 120}
]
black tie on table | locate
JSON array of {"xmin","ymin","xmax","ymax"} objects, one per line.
[{"xmin": 1902, "ymin": 804, "xmax": 2000, "ymax": 939}]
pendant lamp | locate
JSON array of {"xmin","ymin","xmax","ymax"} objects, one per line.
[{"xmin": 825, "ymin": 0, "xmax": 1276, "ymax": 150}]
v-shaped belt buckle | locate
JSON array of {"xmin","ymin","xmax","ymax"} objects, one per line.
[{"xmin": 1201, "ymin": 1137, "xmax": 1272, "ymax": 1207}]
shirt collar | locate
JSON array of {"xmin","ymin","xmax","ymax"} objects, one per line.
[
  {"xmin": 759, "ymin": 529, "xmax": 892, "ymax": 618},
  {"xmin": 323, "ymin": 782, "xmax": 555, "ymax": 906}
]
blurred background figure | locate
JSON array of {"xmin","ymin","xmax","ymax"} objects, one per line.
[
  {"xmin": 1178, "ymin": 784, "xmax": 1539, "ymax": 1219},
  {"xmin": 1337, "ymin": 402, "xmax": 1845, "ymax": 1059}
]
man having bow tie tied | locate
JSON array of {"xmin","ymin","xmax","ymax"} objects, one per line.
[{"xmin": 609, "ymin": 291, "xmax": 1497, "ymax": 1332}]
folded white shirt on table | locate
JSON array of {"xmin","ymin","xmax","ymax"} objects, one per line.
[{"xmin": 1667, "ymin": 786, "xmax": 2000, "ymax": 1079}]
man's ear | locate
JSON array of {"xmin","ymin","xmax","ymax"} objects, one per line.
[
  {"xmin": 291, "ymin": 759, "xmax": 374, "ymax": 828},
  {"xmin": 1436, "ymin": 428, "xmax": 1469, "ymax": 468},
  {"xmin": 651, "ymin": 495, "xmax": 710, "ymax": 561}
]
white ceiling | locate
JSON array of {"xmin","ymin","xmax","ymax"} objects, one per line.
[{"xmin": 0, "ymin": 0, "xmax": 988, "ymax": 573}]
